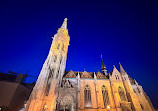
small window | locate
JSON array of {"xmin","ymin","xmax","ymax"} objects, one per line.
[
  {"xmin": 46, "ymin": 83, "xmax": 51, "ymax": 96},
  {"xmin": 117, "ymin": 75, "xmax": 119, "ymax": 80},
  {"xmin": 115, "ymin": 75, "xmax": 117, "ymax": 80},
  {"xmin": 140, "ymin": 104, "xmax": 144, "ymax": 110},
  {"xmin": 115, "ymin": 75, "xmax": 119, "ymax": 80},
  {"xmin": 137, "ymin": 87, "xmax": 141, "ymax": 93},
  {"xmin": 62, "ymin": 44, "xmax": 64, "ymax": 51},
  {"xmin": 57, "ymin": 44, "xmax": 60, "ymax": 49},
  {"xmin": 51, "ymin": 68, "xmax": 54, "ymax": 78},
  {"xmin": 54, "ymin": 55, "xmax": 57, "ymax": 62},
  {"xmin": 133, "ymin": 89, "xmax": 136, "ymax": 93},
  {"xmin": 56, "ymin": 68, "xmax": 60, "ymax": 79},
  {"xmin": 60, "ymin": 56, "xmax": 63, "ymax": 64}
]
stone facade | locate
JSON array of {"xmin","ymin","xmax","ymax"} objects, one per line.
[{"xmin": 25, "ymin": 19, "xmax": 155, "ymax": 111}]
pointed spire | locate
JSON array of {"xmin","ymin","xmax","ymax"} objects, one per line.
[
  {"xmin": 101, "ymin": 55, "xmax": 108, "ymax": 76},
  {"xmin": 77, "ymin": 71, "xmax": 80, "ymax": 79},
  {"xmin": 61, "ymin": 18, "xmax": 67, "ymax": 29},
  {"xmin": 94, "ymin": 72, "xmax": 97, "ymax": 79},
  {"xmin": 101, "ymin": 55, "xmax": 106, "ymax": 70},
  {"xmin": 119, "ymin": 62, "xmax": 126, "ymax": 74}
]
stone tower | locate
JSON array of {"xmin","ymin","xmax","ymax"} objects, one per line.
[
  {"xmin": 25, "ymin": 18, "xmax": 70, "ymax": 111},
  {"xmin": 25, "ymin": 18, "xmax": 155, "ymax": 111}
]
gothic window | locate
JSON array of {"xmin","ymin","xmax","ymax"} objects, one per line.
[
  {"xmin": 133, "ymin": 89, "xmax": 136, "ymax": 93},
  {"xmin": 118, "ymin": 86, "xmax": 127, "ymax": 101},
  {"xmin": 62, "ymin": 44, "xmax": 64, "ymax": 51},
  {"xmin": 45, "ymin": 68, "xmax": 54, "ymax": 96},
  {"xmin": 137, "ymin": 87, "xmax": 141, "ymax": 93},
  {"xmin": 46, "ymin": 83, "xmax": 51, "ymax": 96},
  {"xmin": 60, "ymin": 56, "xmax": 63, "ymax": 64},
  {"xmin": 84, "ymin": 85, "xmax": 91, "ymax": 107},
  {"xmin": 64, "ymin": 80, "xmax": 72, "ymax": 88},
  {"xmin": 57, "ymin": 44, "xmax": 60, "ymax": 49},
  {"xmin": 48, "ymin": 67, "xmax": 54, "ymax": 79},
  {"xmin": 54, "ymin": 55, "xmax": 57, "ymax": 62},
  {"xmin": 115, "ymin": 75, "xmax": 117, "ymax": 79},
  {"xmin": 101, "ymin": 85, "xmax": 110, "ymax": 107},
  {"xmin": 115, "ymin": 75, "xmax": 119, "ymax": 80},
  {"xmin": 56, "ymin": 68, "xmax": 60, "ymax": 79},
  {"xmin": 50, "ymin": 68, "xmax": 54, "ymax": 78},
  {"xmin": 140, "ymin": 103, "xmax": 144, "ymax": 110},
  {"xmin": 117, "ymin": 75, "xmax": 119, "ymax": 80}
]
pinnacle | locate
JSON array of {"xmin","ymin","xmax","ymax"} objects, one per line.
[
  {"xmin": 61, "ymin": 18, "xmax": 67, "ymax": 29},
  {"xmin": 119, "ymin": 62, "xmax": 126, "ymax": 74}
]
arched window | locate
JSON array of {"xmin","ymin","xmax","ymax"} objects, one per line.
[
  {"xmin": 137, "ymin": 87, "xmax": 141, "ymax": 93},
  {"xmin": 45, "ymin": 68, "xmax": 54, "ymax": 96},
  {"xmin": 84, "ymin": 85, "xmax": 91, "ymax": 107},
  {"xmin": 115, "ymin": 75, "xmax": 119, "ymax": 80},
  {"xmin": 118, "ymin": 86, "xmax": 127, "ymax": 101},
  {"xmin": 46, "ymin": 83, "xmax": 51, "ymax": 96},
  {"xmin": 54, "ymin": 55, "xmax": 57, "ymax": 62},
  {"xmin": 62, "ymin": 44, "xmax": 64, "ymax": 51},
  {"xmin": 60, "ymin": 56, "xmax": 63, "ymax": 64},
  {"xmin": 102, "ymin": 85, "xmax": 110, "ymax": 107},
  {"xmin": 140, "ymin": 103, "xmax": 144, "ymax": 110},
  {"xmin": 56, "ymin": 68, "xmax": 60, "ymax": 79},
  {"xmin": 57, "ymin": 44, "xmax": 60, "ymax": 49}
]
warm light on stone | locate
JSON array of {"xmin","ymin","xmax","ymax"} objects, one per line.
[
  {"xmin": 107, "ymin": 105, "xmax": 111, "ymax": 110},
  {"xmin": 24, "ymin": 18, "xmax": 155, "ymax": 111}
]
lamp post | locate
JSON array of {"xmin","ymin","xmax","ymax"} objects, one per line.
[
  {"xmin": 44, "ymin": 104, "xmax": 48, "ymax": 111},
  {"xmin": 106, "ymin": 105, "xmax": 111, "ymax": 111}
]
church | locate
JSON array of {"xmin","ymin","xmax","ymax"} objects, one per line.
[{"xmin": 25, "ymin": 18, "xmax": 154, "ymax": 111}]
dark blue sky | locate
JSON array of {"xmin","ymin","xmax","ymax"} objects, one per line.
[{"xmin": 0, "ymin": 0, "xmax": 158, "ymax": 109}]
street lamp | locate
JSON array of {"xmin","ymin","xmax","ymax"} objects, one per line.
[
  {"xmin": 44, "ymin": 104, "xmax": 48, "ymax": 110},
  {"xmin": 106, "ymin": 105, "xmax": 111, "ymax": 110}
]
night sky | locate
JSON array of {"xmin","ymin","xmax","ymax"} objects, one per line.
[{"xmin": 0, "ymin": 0, "xmax": 158, "ymax": 109}]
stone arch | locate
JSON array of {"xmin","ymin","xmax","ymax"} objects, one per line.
[
  {"xmin": 101, "ymin": 85, "xmax": 110, "ymax": 107},
  {"xmin": 84, "ymin": 85, "xmax": 92, "ymax": 107},
  {"xmin": 56, "ymin": 92, "xmax": 76, "ymax": 111}
]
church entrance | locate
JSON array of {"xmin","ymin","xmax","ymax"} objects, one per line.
[{"xmin": 56, "ymin": 96, "xmax": 75, "ymax": 111}]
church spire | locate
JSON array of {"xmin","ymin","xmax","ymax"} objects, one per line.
[
  {"xmin": 61, "ymin": 18, "xmax": 67, "ymax": 29},
  {"xmin": 119, "ymin": 62, "xmax": 126, "ymax": 75},
  {"xmin": 101, "ymin": 55, "xmax": 108, "ymax": 76}
]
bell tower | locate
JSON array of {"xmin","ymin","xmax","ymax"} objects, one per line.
[{"xmin": 25, "ymin": 18, "xmax": 70, "ymax": 111}]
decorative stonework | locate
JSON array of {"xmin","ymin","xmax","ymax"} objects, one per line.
[{"xmin": 25, "ymin": 18, "xmax": 155, "ymax": 111}]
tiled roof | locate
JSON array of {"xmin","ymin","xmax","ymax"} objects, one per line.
[
  {"xmin": 96, "ymin": 72, "xmax": 107, "ymax": 79},
  {"xmin": 64, "ymin": 71, "xmax": 108, "ymax": 79}
]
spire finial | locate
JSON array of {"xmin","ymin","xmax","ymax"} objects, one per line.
[
  {"xmin": 61, "ymin": 18, "xmax": 67, "ymax": 29},
  {"xmin": 119, "ymin": 62, "xmax": 126, "ymax": 74}
]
